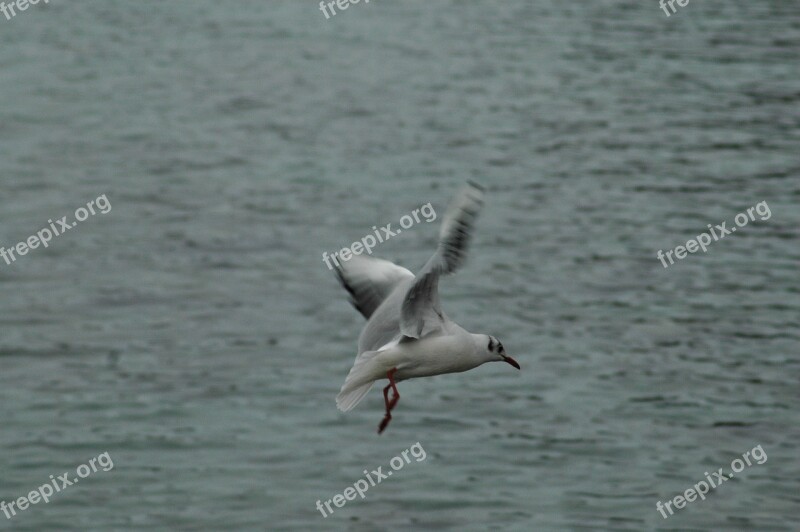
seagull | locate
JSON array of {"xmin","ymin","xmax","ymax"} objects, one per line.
[{"xmin": 333, "ymin": 182, "xmax": 520, "ymax": 434}]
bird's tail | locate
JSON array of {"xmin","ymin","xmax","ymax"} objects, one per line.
[{"xmin": 336, "ymin": 350, "xmax": 380, "ymax": 412}]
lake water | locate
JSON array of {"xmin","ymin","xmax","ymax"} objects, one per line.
[{"xmin": 0, "ymin": 1, "xmax": 798, "ymax": 530}]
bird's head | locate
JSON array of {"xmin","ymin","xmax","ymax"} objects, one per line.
[{"xmin": 480, "ymin": 335, "xmax": 520, "ymax": 370}]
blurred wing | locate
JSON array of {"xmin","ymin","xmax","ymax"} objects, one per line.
[
  {"xmin": 334, "ymin": 255, "xmax": 413, "ymax": 320},
  {"xmin": 400, "ymin": 182, "xmax": 484, "ymax": 338}
]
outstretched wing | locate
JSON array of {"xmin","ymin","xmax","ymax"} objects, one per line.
[
  {"xmin": 334, "ymin": 255, "xmax": 414, "ymax": 320},
  {"xmin": 400, "ymin": 182, "xmax": 484, "ymax": 338}
]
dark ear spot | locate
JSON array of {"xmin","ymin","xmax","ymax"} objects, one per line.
[{"xmin": 487, "ymin": 337, "xmax": 494, "ymax": 351}]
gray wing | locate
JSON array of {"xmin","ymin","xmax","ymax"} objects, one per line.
[
  {"xmin": 357, "ymin": 278, "xmax": 415, "ymax": 354},
  {"xmin": 334, "ymin": 255, "xmax": 414, "ymax": 320},
  {"xmin": 400, "ymin": 182, "xmax": 484, "ymax": 339}
]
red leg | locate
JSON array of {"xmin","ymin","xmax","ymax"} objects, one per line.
[
  {"xmin": 378, "ymin": 368, "xmax": 400, "ymax": 434},
  {"xmin": 387, "ymin": 369, "xmax": 400, "ymax": 409}
]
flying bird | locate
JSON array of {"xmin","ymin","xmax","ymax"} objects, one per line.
[{"xmin": 333, "ymin": 182, "xmax": 520, "ymax": 434}]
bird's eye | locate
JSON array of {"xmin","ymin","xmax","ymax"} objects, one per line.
[{"xmin": 499, "ymin": 344, "xmax": 504, "ymax": 354}]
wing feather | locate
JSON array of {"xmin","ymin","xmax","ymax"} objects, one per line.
[
  {"xmin": 400, "ymin": 182, "xmax": 484, "ymax": 338},
  {"xmin": 334, "ymin": 255, "xmax": 413, "ymax": 320}
]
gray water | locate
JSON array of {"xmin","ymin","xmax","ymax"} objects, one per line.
[{"xmin": 0, "ymin": 1, "xmax": 798, "ymax": 530}]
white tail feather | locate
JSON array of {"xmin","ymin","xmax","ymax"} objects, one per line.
[
  {"xmin": 336, "ymin": 381, "xmax": 374, "ymax": 412},
  {"xmin": 336, "ymin": 350, "xmax": 380, "ymax": 412}
]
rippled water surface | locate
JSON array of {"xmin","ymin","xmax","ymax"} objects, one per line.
[{"xmin": 0, "ymin": 1, "xmax": 798, "ymax": 530}]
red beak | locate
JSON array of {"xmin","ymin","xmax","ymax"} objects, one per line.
[{"xmin": 502, "ymin": 355, "xmax": 521, "ymax": 370}]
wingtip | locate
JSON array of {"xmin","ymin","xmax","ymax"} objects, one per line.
[{"xmin": 331, "ymin": 260, "xmax": 365, "ymax": 317}]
